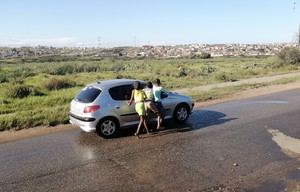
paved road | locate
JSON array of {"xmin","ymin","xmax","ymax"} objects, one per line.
[{"xmin": 1, "ymin": 89, "xmax": 300, "ymax": 191}]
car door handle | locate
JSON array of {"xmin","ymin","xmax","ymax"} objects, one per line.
[{"xmin": 115, "ymin": 106, "xmax": 120, "ymax": 109}]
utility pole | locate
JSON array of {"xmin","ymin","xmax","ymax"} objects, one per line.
[
  {"xmin": 134, "ymin": 36, "xmax": 136, "ymax": 47},
  {"xmin": 98, "ymin": 37, "xmax": 101, "ymax": 48},
  {"xmin": 34, "ymin": 45, "xmax": 37, "ymax": 58}
]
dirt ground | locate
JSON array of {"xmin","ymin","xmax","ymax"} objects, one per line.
[{"xmin": 1, "ymin": 80, "xmax": 300, "ymax": 144}]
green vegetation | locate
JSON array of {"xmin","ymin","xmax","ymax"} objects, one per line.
[
  {"xmin": 1, "ymin": 50, "xmax": 300, "ymax": 131},
  {"xmin": 188, "ymin": 76, "xmax": 300, "ymax": 102},
  {"xmin": 277, "ymin": 47, "xmax": 300, "ymax": 66}
]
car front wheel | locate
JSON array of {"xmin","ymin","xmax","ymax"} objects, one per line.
[
  {"xmin": 173, "ymin": 104, "xmax": 189, "ymax": 122},
  {"xmin": 96, "ymin": 117, "xmax": 119, "ymax": 138}
]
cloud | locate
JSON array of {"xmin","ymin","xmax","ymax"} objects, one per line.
[{"xmin": 0, "ymin": 37, "xmax": 78, "ymax": 47}]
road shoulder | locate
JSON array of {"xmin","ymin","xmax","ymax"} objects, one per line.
[{"xmin": 1, "ymin": 81, "xmax": 300, "ymax": 144}]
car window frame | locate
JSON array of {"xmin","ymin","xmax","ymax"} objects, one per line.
[
  {"xmin": 75, "ymin": 86, "xmax": 102, "ymax": 103},
  {"xmin": 109, "ymin": 84, "xmax": 133, "ymax": 101}
]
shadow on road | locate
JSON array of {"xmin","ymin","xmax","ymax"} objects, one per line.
[
  {"xmin": 76, "ymin": 109, "xmax": 238, "ymax": 143},
  {"xmin": 121, "ymin": 109, "xmax": 237, "ymax": 138},
  {"xmin": 190, "ymin": 109, "xmax": 237, "ymax": 130},
  {"xmin": 139, "ymin": 109, "xmax": 237, "ymax": 138}
]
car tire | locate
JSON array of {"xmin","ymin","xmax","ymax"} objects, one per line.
[
  {"xmin": 173, "ymin": 104, "xmax": 189, "ymax": 123},
  {"xmin": 96, "ymin": 117, "xmax": 119, "ymax": 138}
]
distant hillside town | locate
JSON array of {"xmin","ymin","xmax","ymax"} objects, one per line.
[{"xmin": 0, "ymin": 43, "xmax": 297, "ymax": 59}]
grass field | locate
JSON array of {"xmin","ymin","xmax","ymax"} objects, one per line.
[{"xmin": 0, "ymin": 55, "xmax": 299, "ymax": 131}]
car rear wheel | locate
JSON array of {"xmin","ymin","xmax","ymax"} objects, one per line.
[
  {"xmin": 173, "ymin": 104, "xmax": 189, "ymax": 122},
  {"xmin": 96, "ymin": 117, "xmax": 119, "ymax": 138}
]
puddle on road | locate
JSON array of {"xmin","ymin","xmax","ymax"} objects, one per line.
[{"xmin": 266, "ymin": 127, "xmax": 300, "ymax": 160}]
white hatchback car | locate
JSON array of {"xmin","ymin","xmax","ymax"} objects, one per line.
[{"xmin": 69, "ymin": 79, "xmax": 194, "ymax": 138}]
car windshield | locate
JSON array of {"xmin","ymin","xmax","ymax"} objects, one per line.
[{"xmin": 75, "ymin": 87, "xmax": 101, "ymax": 103}]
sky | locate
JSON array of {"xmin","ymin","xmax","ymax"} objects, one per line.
[{"xmin": 0, "ymin": 0, "xmax": 300, "ymax": 48}]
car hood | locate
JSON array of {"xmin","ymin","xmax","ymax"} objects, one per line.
[{"xmin": 169, "ymin": 91, "xmax": 192, "ymax": 100}]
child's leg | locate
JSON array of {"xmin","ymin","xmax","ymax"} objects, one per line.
[
  {"xmin": 142, "ymin": 116, "xmax": 150, "ymax": 134},
  {"xmin": 157, "ymin": 114, "xmax": 162, "ymax": 129},
  {"xmin": 135, "ymin": 116, "xmax": 143, "ymax": 138}
]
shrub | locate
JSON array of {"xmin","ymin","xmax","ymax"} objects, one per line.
[
  {"xmin": 201, "ymin": 65, "xmax": 216, "ymax": 75},
  {"xmin": 178, "ymin": 69, "xmax": 187, "ymax": 77},
  {"xmin": 29, "ymin": 87, "xmax": 46, "ymax": 96},
  {"xmin": 0, "ymin": 74, "xmax": 8, "ymax": 83},
  {"xmin": 277, "ymin": 47, "xmax": 300, "ymax": 65},
  {"xmin": 213, "ymin": 72, "xmax": 236, "ymax": 82},
  {"xmin": 8, "ymin": 77, "xmax": 25, "ymax": 85},
  {"xmin": 5, "ymin": 84, "xmax": 31, "ymax": 98},
  {"xmin": 52, "ymin": 65, "xmax": 75, "ymax": 75},
  {"xmin": 43, "ymin": 77, "xmax": 75, "ymax": 91},
  {"xmin": 190, "ymin": 52, "xmax": 211, "ymax": 59}
]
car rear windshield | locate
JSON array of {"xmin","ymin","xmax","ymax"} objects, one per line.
[{"xmin": 75, "ymin": 87, "xmax": 101, "ymax": 103}]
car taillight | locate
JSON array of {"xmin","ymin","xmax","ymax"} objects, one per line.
[{"xmin": 84, "ymin": 105, "xmax": 100, "ymax": 113}]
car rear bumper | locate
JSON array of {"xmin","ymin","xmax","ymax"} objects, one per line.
[
  {"xmin": 69, "ymin": 112, "xmax": 96, "ymax": 122},
  {"xmin": 69, "ymin": 114, "xmax": 97, "ymax": 132}
]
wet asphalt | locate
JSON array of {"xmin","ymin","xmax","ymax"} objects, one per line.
[{"xmin": 1, "ymin": 89, "xmax": 300, "ymax": 191}]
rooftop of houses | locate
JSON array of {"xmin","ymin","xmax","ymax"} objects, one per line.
[{"xmin": 0, "ymin": 43, "xmax": 297, "ymax": 59}]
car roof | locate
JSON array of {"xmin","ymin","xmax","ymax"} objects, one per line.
[{"xmin": 88, "ymin": 79, "xmax": 146, "ymax": 90}]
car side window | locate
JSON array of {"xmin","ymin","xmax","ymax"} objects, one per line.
[
  {"xmin": 161, "ymin": 91, "xmax": 168, "ymax": 99},
  {"xmin": 109, "ymin": 85, "xmax": 133, "ymax": 101}
]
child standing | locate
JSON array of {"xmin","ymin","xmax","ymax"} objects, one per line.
[
  {"xmin": 127, "ymin": 81, "xmax": 150, "ymax": 138},
  {"xmin": 143, "ymin": 82, "xmax": 162, "ymax": 130},
  {"xmin": 153, "ymin": 78, "xmax": 165, "ymax": 129}
]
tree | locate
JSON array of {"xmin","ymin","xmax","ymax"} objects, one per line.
[
  {"xmin": 190, "ymin": 52, "xmax": 211, "ymax": 59},
  {"xmin": 277, "ymin": 47, "xmax": 300, "ymax": 65}
]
